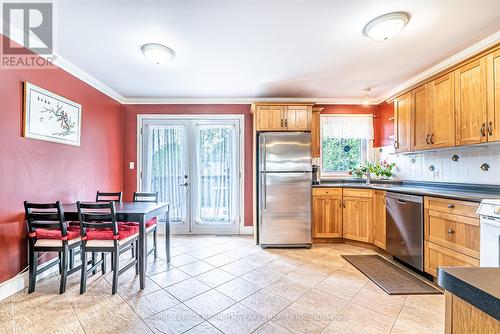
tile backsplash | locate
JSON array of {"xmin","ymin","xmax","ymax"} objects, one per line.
[{"xmin": 374, "ymin": 144, "xmax": 500, "ymax": 185}]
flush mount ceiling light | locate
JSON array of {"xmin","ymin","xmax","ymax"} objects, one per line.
[
  {"xmin": 141, "ymin": 43, "xmax": 175, "ymax": 64},
  {"xmin": 363, "ymin": 12, "xmax": 409, "ymax": 41},
  {"xmin": 361, "ymin": 88, "xmax": 371, "ymax": 105}
]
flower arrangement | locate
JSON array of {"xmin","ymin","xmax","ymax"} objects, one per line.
[{"xmin": 349, "ymin": 160, "xmax": 396, "ymax": 179}]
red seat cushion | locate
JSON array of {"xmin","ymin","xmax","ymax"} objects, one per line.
[
  {"xmin": 84, "ymin": 224, "xmax": 139, "ymax": 240},
  {"xmin": 120, "ymin": 217, "xmax": 158, "ymax": 228},
  {"xmin": 31, "ymin": 226, "xmax": 80, "ymax": 240}
]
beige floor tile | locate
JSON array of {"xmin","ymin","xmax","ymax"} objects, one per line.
[
  {"xmin": 253, "ymin": 321, "xmax": 293, "ymax": 334},
  {"xmin": 116, "ymin": 276, "xmax": 163, "ymax": 299},
  {"xmin": 241, "ymin": 289, "xmax": 292, "ymax": 319},
  {"xmin": 204, "ymin": 253, "xmax": 237, "ymax": 267},
  {"xmin": 273, "ymin": 303, "xmax": 329, "ymax": 334},
  {"xmin": 146, "ymin": 259, "xmax": 173, "ymax": 276},
  {"xmin": 315, "ymin": 270, "xmax": 368, "ymax": 301},
  {"xmin": 185, "ymin": 321, "xmax": 223, "ymax": 333},
  {"xmin": 260, "ymin": 260, "xmax": 299, "ymax": 275},
  {"xmin": 239, "ymin": 268, "xmax": 282, "ymax": 288},
  {"xmin": 0, "ymin": 298, "xmax": 14, "ymax": 334},
  {"xmin": 178, "ymin": 260, "xmax": 216, "ymax": 276},
  {"xmin": 285, "ymin": 268, "xmax": 327, "ymax": 288},
  {"xmin": 323, "ymin": 303, "xmax": 395, "ymax": 334},
  {"xmin": 185, "ymin": 289, "xmax": 236, "ymax": 319},
  {"xmin": 170, "ymin": 253, "xmax": 198, "ymax": 267},
  {"xmin": 126, "ymin": 288, "xmax": 180, "ymax": 319},
  {"xmin": 300, "ymin": 259, "xmax": 343, "ymax": 275},
  {"xmin": 196, "ymin": 268, "xmax": 236, "ymax": 287},
  {"xmin": 166, "ymin": 277, "xmax": 211, "ymax": 301},
  {"xmin": 216, "ymin": 278, "xmax": 260, "ymax": 301},
  {"xmin": 209, "ymin": 303, "xmax": 267, "ymax": 334},
  {"xmin": 351, "ymin": 287, "xmax": 407, "ymax": 319},
  {"xmin": 391, "ymin": 296, "xmax": 445, "ymax": 334},
  {"xmin": 219, "ymin": 259, "xmax": 258, "ymax": 276},
  {"xmin": 149, "ymin": 267, "xmax": 191, "ymax": 287},
  {"xmin": 144, "ymin": 303, "xmax": 203, "ymax": 334},
  {"xmin": 294, "ymin": 288, "xmax": 347, "ymax": 317},
  {"xmin": 262, "ymin": 278, "xmax": 309, "ymax": 302}
]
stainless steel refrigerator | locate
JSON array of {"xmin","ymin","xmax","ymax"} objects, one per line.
[{"xmin": 258, "ymin": 132, "xmax": 312, "ymax": 248}]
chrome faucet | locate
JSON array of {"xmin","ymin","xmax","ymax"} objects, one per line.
[{"xmin": 365, "ymin": 171, "xmax": 371, "ymax": 185}]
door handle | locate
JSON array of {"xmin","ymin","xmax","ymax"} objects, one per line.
[
  {"xmin": 480, "ymin": 123, "xmax": 486, "ymax": 137},
  {"xmin": 281, "ymin": 119, "xmax": 284, "ymax": 128},
  {"xmin": 430, "ymin": 133, "xmax": 434, "ymax": 145},
  {"xmin": 488, "ymin": 122, "xmax": 493, "ymax": 136},
  {"xmin": 179, "ymin": 182, "xmax": 189, "ymax": 187},
  {"xmin": 397, "ymin": 199, "xmax": 407, "ymax": 204},
  {"xmin": 284, "ymin": 119, "xmax": 288, "ymax": 128},
  {"xmin": 425, "ymin": 134, "xmax": 430, "ymax": 145}
]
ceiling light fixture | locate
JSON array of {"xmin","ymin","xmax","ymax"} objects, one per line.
[
  {"xmin": 361, "ymin": 88, "xmax": 371, "ymax": 105},
  {"xmin": 363, "ymin": 12, "xmax": 409, "ymax": 41},
  {"xmin": 141, "ymin": 43, "xmax": 175, "ymax": 64}
]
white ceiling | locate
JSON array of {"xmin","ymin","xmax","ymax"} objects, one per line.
[{"xmin": 49, "ymin": 1, "xmax": 500, "ymax": 101}]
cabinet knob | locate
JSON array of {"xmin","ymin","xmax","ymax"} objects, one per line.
[
  {"xmin": 494, "ymin": 207, "xmax": 500, "ymax": 215},
  {"xmin": 447, "ymin": 204, "xmax": 455, "ymax": 209},
  {"xmin": 447, "ymin": 229, "xmax": 455, "ymax": 234}
]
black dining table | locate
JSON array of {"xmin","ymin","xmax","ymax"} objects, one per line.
[{"xmin": 62, "ymin": 201, "xmax": 170, "ymax": 289}]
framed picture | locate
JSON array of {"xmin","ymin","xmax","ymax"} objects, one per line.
[{"xmin": 23, "ymin": 82, "xmax": 82, "ymax": 146}]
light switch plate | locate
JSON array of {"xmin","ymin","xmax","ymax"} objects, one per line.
[{"xmin": 129, "ymin": 162, "xmax": 135, "ymax": 170}]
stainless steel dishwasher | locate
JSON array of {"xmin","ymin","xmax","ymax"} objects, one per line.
[{"xmin": 386, "ymin": 192, "xmax": 424, "ymax": 271}]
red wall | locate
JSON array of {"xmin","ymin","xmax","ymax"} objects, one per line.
[
  {"xmin": 122, "ymin": 104, "xmax": 254, "ymax": 227},
  {"xmin": 0, "ymin": 38, "xmax": 123, "ymax": 283},
  {"xmin": 374, "ymin": 102, "xmax": 394, "ymax": 147}
]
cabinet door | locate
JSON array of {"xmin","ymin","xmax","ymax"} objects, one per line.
[
  {"xmin": 343, "ymin": 196, "xmax": 372, "ymax": 243},
  {"xmin": 394, "ymin": 92, "xmax": 412, "ymax": 153},
  {"xmin": 312, "ymin": 194, "xmax": 343, "ymax": 238},
  {"xmin": 255, "ymin": 106, "xmax": 284, "ymax": 131},
  {"xmin": 487, "ymin": 49, "xmax": 500, "ymax": 142},
  {"xmin": 411, "ymin": 84, "xmax": 432, "ymax": 151},
  {"xmin": 373, "ymin": 191, "xmax": 386, "ymax": 250},
  {"xmin": 455, "ymin": 58, "xmax": 488, "ymax": 145},
  {"xmin": 430, "ymin": 72, "xmax": 456, "ymax": 148},
  {"xmin": 311, "ymin": 108, "xmax": 321, "ymax": 157},
  {"xmin": 285, "ymin": 105, "xmax": 312, "ymax": 131}
]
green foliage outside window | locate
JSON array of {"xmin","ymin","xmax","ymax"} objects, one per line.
[{"xmin": 321, "ymin": 138, "xmax": 362, "ymax": 172}]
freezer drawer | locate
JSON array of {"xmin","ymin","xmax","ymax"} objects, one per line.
[{"xmin": 259, "ymin": 172, "xmax": 312, "ymax": 246}]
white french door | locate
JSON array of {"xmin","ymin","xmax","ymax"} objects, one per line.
[{"xmin": 140, "ymin": 116, "xmax": 241, "ymax": 234}]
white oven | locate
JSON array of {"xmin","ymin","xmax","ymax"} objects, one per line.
[{"xmin": 477, "ymin": 199, "xmax": 500, "ymax": 267}]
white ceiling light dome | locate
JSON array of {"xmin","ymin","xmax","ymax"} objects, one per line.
[
  {"xmin": 363, "ymin": 12, "xmax": 410, "ymax": 41},
  {"xmin": 141, "ymin": 43, "xmax": 175, "ymax": 64}
]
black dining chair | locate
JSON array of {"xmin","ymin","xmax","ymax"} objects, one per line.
[
  {"xmin": 96, "ymin": 191, "xmax": 122, "ymax": 203},
  {"xmin": 77, "ymin": 201, "xmax": 139, "ymax": 294},
  {"xmin": 133, "ymin": 192, "xmax": 159, "ymax": 258},
  {"xmin": 24, "ymin": 201, "xmax": 82, "ymax": 294}
]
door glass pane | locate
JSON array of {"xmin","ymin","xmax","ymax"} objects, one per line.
[
  {"xmin": 148, "ymin": 125, "xmax": 186, "ymax": 223},
  {"xmin": 196, "ymin": 125, "xmax": 235, "ymax": 224}
]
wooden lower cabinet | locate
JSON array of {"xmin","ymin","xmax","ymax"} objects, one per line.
[
  {"xmin": 373, "ymin": 190, "xmax": 386, "ymax": 250},
  {"xmin": 312, "ymin": 191, "xmax": 343, "ymax": 238},
  {"xmin": 342, "ymin": 192, "xmax": 373, "ymax": 243},
  {"xmin": 424, "ymin": 242, "xmax": 478, "ymax": 277},
  {"xmin": 445, "ymin": 292, "xmax": 500, "ymax": 334}
]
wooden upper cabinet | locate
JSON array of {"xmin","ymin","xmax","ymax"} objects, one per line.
[
  {"xmin": 455, "ymin": 57, "xmax": 488, "ymax": 145},
  {"xmin": 373, "ymin": 190, "xmax": 386, "ymax": 250},
  {"xmin": 255, "ymin": 105, "xmax": 284, "ymax": 131},
  {"xmin": 310, "ymin": 107, "xmax": 322, "ymax": 157},
  {"xmin": 430, "ymin": 72, "xmax": 456, "ymax": 148},
  {"xmin": 312, "ymin": 188, "xmax": 343, "ymax": 238},
  {"xmin": 394, "ymin": 92, "xmax": 412, "ymax": 153},
  {"xmin": 487, "ymin": 49, "xmax": 500, "ymax": 142},
  {"xmin": 411, "ymin": 84, "xmax": 432, "ymax": 151},
  {"xmin": 285, "ymin": 105, "xmax": 312, "ymax": 131}
]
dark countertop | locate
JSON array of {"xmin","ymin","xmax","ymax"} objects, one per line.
[
  {"xmin": 437, "ymin": 267, "xmax": 500, "ymax": 321},
  {"xmin": 313, "ymin": 180, "xmax": 500, "ymax": 202}
]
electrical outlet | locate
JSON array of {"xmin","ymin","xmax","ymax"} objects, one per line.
[
  {"xmin": 434, "ymin": 169, "xmax": 440, "ymax": 180},
  {"xmin": 129, "ymin": 162, "xmax": 135, "ymax": 170}
]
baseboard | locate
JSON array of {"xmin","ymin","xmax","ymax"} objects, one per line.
[
  {"xmin": 239, "ymin": 225, "xmax": 254, "ymax": 235},
  {"xmin": 0, "ymin": 258, "xmax": 59, "ymax": 302}
]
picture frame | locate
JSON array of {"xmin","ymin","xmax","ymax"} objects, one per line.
[{"xmin": 23, "ymin": 82, "xmax": 82, "ymax": 146}]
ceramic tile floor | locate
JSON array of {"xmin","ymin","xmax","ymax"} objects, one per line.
[{"xmin": 0, "ymin": 235, "xmax": 445, "ymax": 334}]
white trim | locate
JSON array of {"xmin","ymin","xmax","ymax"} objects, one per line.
[
  {"xmin": 239, "ymin": 225, "xmax": 254, "ymax": 235},
  {"xmin": 0, "ymin": 258, "xmax": 58, "ymax": 302},
  {"xmin": 122, "ymin": 97, "xmax": 376, "ymax": 105},
  {"xmin": 378, "ymin": 31, "xmax": 500, "ymax": 102},
  {"xmin": 137, "ymin": 114, "xmax": 246, "ymax": 234}
]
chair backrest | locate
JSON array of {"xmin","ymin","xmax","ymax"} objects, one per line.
[
  {"xmin": 133, "ymin": 192, "xmax": 159, "ymax": 203},
  {"xmin": 95, "ymin": 191, "xmax": 122, "ymax": 203},
  {"xmin": 24, "ymin": 201, "xmax": 67, "ymax": 237},
  {"xmin": 77, "ymin": 201, "xmax": 118, "ymax": 237}
]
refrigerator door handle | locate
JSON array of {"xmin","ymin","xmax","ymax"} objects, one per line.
[{"xmin": 263, "ymin": 136, "xmax": 267, "ymax": 209}]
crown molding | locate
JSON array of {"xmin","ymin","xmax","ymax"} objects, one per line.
[
  {"xmin": 1, "ymin": 20, "xmax": 125, "ymax": 103},
  {"xmin": 121, "ymin": 97, "xmax": 376, "ymax": 105},
  {"xmin": 378, "ymin": 31, "xmax": 500, "ymax": 103}
]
